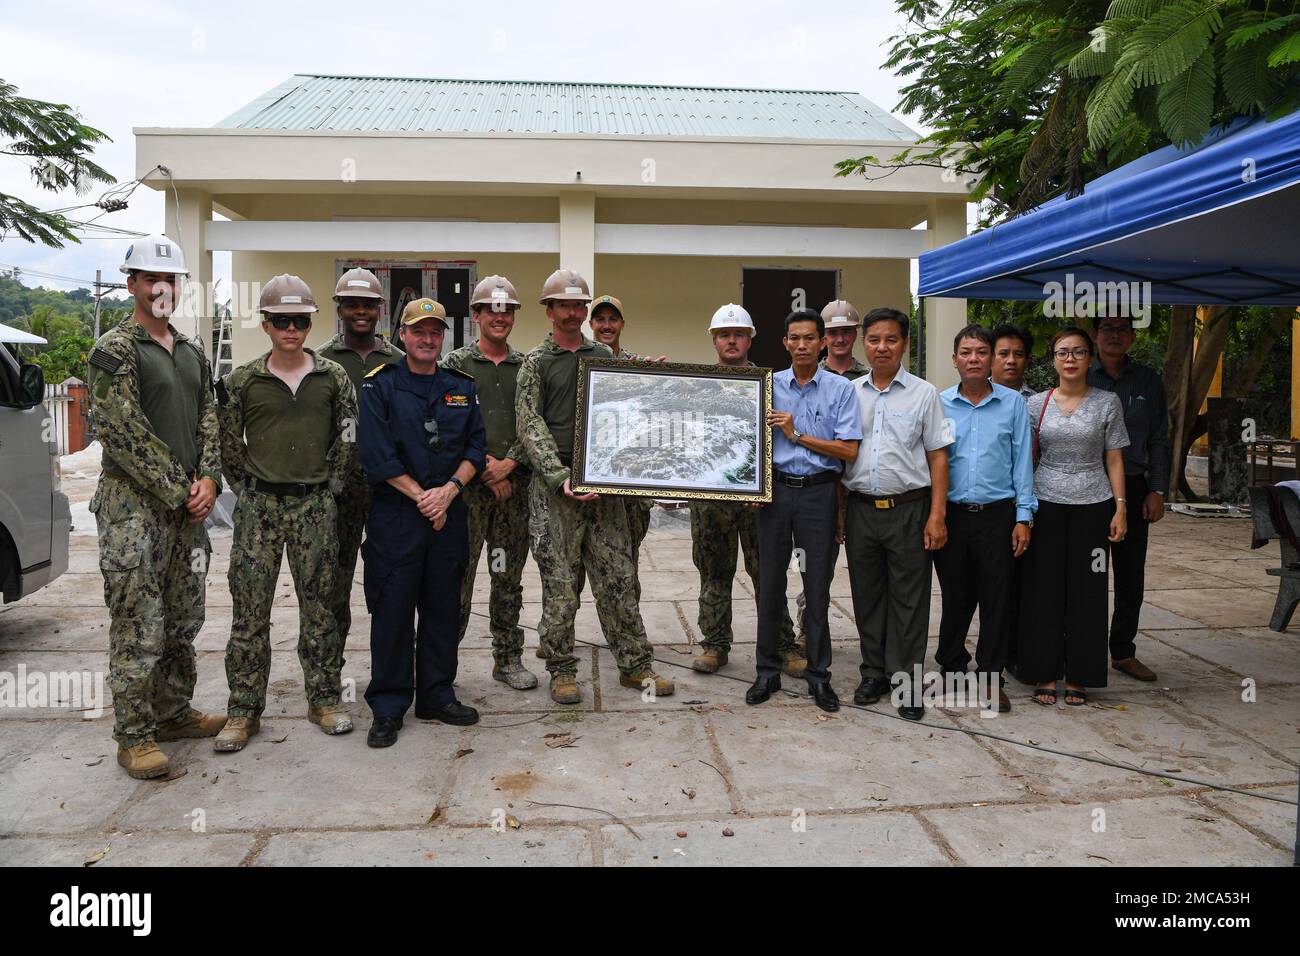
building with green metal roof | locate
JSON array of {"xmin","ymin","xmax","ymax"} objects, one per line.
[{"xmin": 135, "ymin": 74, "xmax": 970, "ymax": 374}]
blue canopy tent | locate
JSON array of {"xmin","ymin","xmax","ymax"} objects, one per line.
[{"xmin": 919, "ymin": 108, "xmax": 1300, "ymax": 307}]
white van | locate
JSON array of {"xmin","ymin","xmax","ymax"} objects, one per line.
[{"xmin": 0, "ymin": 327, "xmax": 71, "ymax": 602}]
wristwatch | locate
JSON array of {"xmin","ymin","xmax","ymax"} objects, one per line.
[
  {"xmin": 449, "ymin": 476, "xmax": 464, "ymax": 492},
  {"xmin": 1017, "ymin": 519, "xmax": 1034, "ymax": 529},
  {"xmin": 791, "ymin": 429, "xmax": 803, "ymax": 444}
]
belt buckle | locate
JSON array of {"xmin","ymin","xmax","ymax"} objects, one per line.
[
  {"xmin": 874, "ymin": 497, "xmax": 893, "ymax": 510},
  {"xmin": 787, "ymin": 475, "xmax": 806, "ymax": 488},
  {"xmin": 296, "ymin": 483, "xmax": 308, "ymax": 496}
]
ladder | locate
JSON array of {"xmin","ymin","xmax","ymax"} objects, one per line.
[{"xmin": 215, "ymin": 311, "xmax": 234, "ymax": 380}]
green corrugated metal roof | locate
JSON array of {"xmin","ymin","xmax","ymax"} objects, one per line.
[{"xmin": 216, "ymin": 74, "xmax": 916, "ymax": 141}]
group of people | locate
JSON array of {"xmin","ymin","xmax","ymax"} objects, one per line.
[{"xmin": 87, "ymin": 234, "xmax": 1168, "ymax": 780}]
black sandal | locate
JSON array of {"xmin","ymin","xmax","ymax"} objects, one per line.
[
  {"xmin": 1063, "ymin": 688, "xmax": 1088, "ymax": 706},
  {"xmin": 1031, "ymin": 687, "xmax": 1057, "ymax": 706}
]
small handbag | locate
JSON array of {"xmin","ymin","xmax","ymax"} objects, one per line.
[{"xmin": 1032, "ymin": 388, "xmax": 1053, "ymax": 469}]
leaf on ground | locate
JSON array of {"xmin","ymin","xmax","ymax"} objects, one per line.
[
  {"xmin": 84, "ymin": 758, "xmax": 103, "ymax": 767},
  {"xmin": 543, "ymin": 733, "xmax": 580, "ymax": 749},
  {"xmin": 426, "ymin": 807, "xmax": 442, "ymax": 825},
  {"xmin": 83, "ymin": 846, "xmax": 110, "ymax": 866},
  {"xmin": 506, "ymin": 815, "xmax": 522, "ymax": 829},
  {"xmin": 681, "ymin": 788, "xmax": 696, "ymax": 800},
  {"xmin": 454, "ymin": 748, "xmax": 474, "ymax": 759},
  {"xmin": 270, "ymin": 733, "xmax": 290, "ymax": 743}
]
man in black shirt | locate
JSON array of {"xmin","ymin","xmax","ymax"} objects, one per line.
[{"xmin": 1088, "ymin": 315, "xmax": 1169, "ymax": 682}]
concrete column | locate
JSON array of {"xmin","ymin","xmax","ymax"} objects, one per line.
[
  {"xmin": 923, "ymin": 197, "xmax": 968, "ymax": 389},
  {"xmin": 164, "ymin": 187, "xmax": 213, "ymax": 348},
  {"xmin": 558, "ymin": 191, "xmax": 596, "ymax": 289}
]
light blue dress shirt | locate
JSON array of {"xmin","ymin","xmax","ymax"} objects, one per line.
[
  {"xmin": 940, "ymin": 381, "xmax": 1038, "ymax": 522},
  {"xmin": 771, "ymin": 367, "xmax": 863, "ymax": 475}
]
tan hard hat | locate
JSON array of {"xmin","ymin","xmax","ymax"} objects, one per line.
[
  {"xmin": 399, "ymin": 298, "xmax": 449, "ymax": 328},
  {"xmin": 471, "ymin": 274, "xmax": 520, "ymax": 309},
  {"xmin": 539, "ymin": 268, "xmax": 592, "ymax": 305},
  {"xmin": 590, "ymin": 295, "xmax": 624, "ymax": 319},
  {"xmin": 821, "ymin": 300, "xmax": 861, "ymax": 329},
  {"xmin": 259, "ymin": 274, "xmax": 318, "ymax": 314},
  {"xmin": 334, "ymin": 268, "xmax": 383, "ymax": 300}
]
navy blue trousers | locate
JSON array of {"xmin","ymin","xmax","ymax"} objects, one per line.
[{"xmin": 363, "ymin": 493, "xmax": 468, "ymax": 718}]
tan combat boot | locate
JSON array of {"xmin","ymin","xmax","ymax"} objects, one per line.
[
  {"xmin": 157, "ymin": 708, "xmax": 226, "ymax": 740},
  {"xmin": 781, "ymin": 648, "xmax": 808, "ymax": 679},
  {"xmin": 117, "ymin": 742, "xmax": 169, "ymax": 780},
  {"xmin": 307, "ymin": 704, "xmax": 354, "ymax": 735},
  {"xmin": 619, "ymin": 669, "xmax": 675, "ymax": 696},
  {"xmin": 549, "ymin": 674, "xmax": 581, "ymax": 705},
  {"xmin": 214, "ymin": 716, "xmax": 260, "ymax": 752},
  {"xmin": 692, "ymin": 648, "xmax": 729, "ymax": 673}
]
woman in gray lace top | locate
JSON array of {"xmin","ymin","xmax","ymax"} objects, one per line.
[{"xmin": 1020, "ymin": 327, "xmax": 1129, "ymax": 708}]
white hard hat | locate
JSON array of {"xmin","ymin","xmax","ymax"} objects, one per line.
[
  {"xmin": 708, "ymin": 303, "xmax": 756, "ymax": 336},
  {"xmin": 119, "ymin": 233, "xmax": 188, "ymax": 276}
]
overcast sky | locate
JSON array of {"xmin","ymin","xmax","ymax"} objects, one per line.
[{"xmin": 0, "ymin": 0, "xmax": 921, "ymax": 297}]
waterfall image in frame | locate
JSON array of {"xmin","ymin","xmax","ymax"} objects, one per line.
[{"xmin": 571, "ymin": 358, "xmax": 773, "ymax": 503}]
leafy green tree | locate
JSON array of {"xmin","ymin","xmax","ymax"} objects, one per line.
[{"xmin": 0, "ymin": 78, "xmax": 114, "ymax": 246}]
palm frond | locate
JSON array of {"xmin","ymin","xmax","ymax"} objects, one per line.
[{"xmin": 1157, "ymin": 47, "xmax": 1217, "ymax": 145}]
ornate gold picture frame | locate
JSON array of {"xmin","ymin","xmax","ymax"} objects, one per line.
[{"xmin": 571, "ymin": 357, "xmax": 773, "ymax": 503}]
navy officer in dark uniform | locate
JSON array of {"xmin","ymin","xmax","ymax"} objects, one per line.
[{"xmin": 359, "ymin": 298, "xmax": 487, "ymax": 747}]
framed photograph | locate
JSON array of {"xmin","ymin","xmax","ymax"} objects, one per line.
[{"xmin": 571, "ymin": 358, "xmax": 773, "ymax": 503}]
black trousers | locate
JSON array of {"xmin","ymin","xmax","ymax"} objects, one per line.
[
  {"xmin": 933, "ymin": 500, "xmax": 1015, "ymax": 679},
  {"xmin": 364, "ymin": 495, "xmax": 467, "ymax": 718},
  {"xmin": 1108, "ymin": 474, "xmax": 1150, "ymax": 660},
  {"xmin": 844, "ymin": 494, "xmax": 932, "ymax": 688},
  {"xmin": 1019, "ymin": 499, "xmax": 1112, "ymax": 687},
  {"xmin": 756, "ymin": 481, "xmax": 837, "ymax": 685}
]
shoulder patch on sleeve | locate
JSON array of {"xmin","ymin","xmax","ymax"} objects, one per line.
[{"xmin": 88, "ymin": 347, "xmax": 124, "ymax": 374}]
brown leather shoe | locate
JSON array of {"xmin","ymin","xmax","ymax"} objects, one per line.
[
  {"xmin": 117, "ymin": 742, "xmax": 169, "ymax": 780},
  {"xmin": 1112, "ymin": 657, "xmax": 1157, "ymax": 682},
  {"xmin": 691, "ymin": 648, "xmax": 728, "ymax": 673},
  {"xmin": 157, "ymin": 708, "xmax": 226, "ymax": 740},
  {"xmin": 619, "ymin": 669, "xmax": 675, "ymax": 696},
  {"xmin": 214, "ymin": 716, "xmax": 260, "ymax": 752},
  {"xmin": 780, "ymin": 649, "xmax": 807, "ymax": 679}
]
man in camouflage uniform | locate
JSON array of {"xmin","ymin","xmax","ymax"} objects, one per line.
[
  {"xmin": 516, "ymin": 269, "xmax": 672, "ymax": 704},
  {"xmin": 86, "ymin": 233, "xmax": 226, "ymax": 780},
  {"xmin": 588, "ymin": 293, "xmax": 660, "ymax": 607},
  {"xmin": 691, "ymin": 304, "xmax": 802, "ymax": 675},
  {"xmin": 214, "ymin": 274, "xmax": 358, "ymax": 752},
  {"xmin": 316, "ymin": 268, "xmax": 403, "ymax": 647},
  {"xmin": 796, "ymin": 299, "xmax": 867, "ymax": 645},
  {"xmin": 441, "ymin": 275, "xmax": 535, "ymax": 690}
]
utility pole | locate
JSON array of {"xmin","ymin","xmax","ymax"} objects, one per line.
[{"xmin": 92, "ymin": 269, "xmax": 127, "ymax": 339}]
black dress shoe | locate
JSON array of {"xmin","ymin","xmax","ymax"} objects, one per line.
[
  {"xmin": 897, "ymin": 704, "xmax": 925, "ymax": 721},
  {"xmin": 810, "ymin": 682, "xmax": 840, "ymax": 713},
  {"xmin": 415, "ymin": 701, "xmax": 480, "ymax": 725},
  {"xmin": 367, "ymin": 716, "xmax": 403, "ymax": 748},
  {"xmin": 745, "ymin": 675, "xmax": 781, "ymax": 705},
  {"xmin": 853, "ymin": 676, "xmax": 889, "ymax": 705}
]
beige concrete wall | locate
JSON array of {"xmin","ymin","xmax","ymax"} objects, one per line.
[
  {"xmin": 230, "ymin": 250, "xmax": 909, "ymax": 368},
  {"xmin": 595, "ymin": 254, "xmax": 909, "ymax": 365}
]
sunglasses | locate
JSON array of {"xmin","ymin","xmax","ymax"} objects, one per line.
[{"xmin": 268, "ymin": 315, "xmax": 311, "ymax": 331}]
